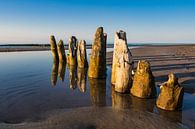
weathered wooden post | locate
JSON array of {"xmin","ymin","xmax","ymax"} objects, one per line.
[
  {"xmin": 77, "ymin": 40, "xmax": 88, "ymax": 68},
  {"xmin": 130, "ymin": 60, "xmax": 156, "ymax": 98},
  {"xmin": 113, "ymin": 30, "xmax": 133, "ymax": 93},
  {"xmin": 68, "ymin": 36, "xmax": 78, "ymax": 66},
  {"xmin": 57, "ymin": 39, "xmax": 66, "ymax": 63},
  {"xmin": 88, "ymin": 27, "xmax": 107, "ymax": 78},
  {"xmin": 156, "ymin": 73, "xmax": 184, "ymax": 111},
  {"xmin": 50, "ymin": 35, "xmax": 59, "ymax": 62}
]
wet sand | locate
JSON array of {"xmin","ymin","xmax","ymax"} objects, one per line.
[
  {"xmin": 0, "ymin": 107, "xmax": 186, "ymax": 129},
  {"xmin": 1, "ymin": 44, "xmax": 195, "ymax": 129}
]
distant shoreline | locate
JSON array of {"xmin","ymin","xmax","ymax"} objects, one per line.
[{"xmin": 0, "ymin": 43, "xmax": 194, "ymax": 52}]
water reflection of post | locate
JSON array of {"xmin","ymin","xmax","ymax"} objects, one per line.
[
  {"xmin": 51, "ymin": 61, "xmax": 59, "ymax": 86},
  {"xmin": 157, "ymin": 108, "xmax": 182, "ymax": 124},
  {"xmin": 77, "ymin": 68, "xmax": 87, "ymax": 92},
  {"xmin": 89, "ymin": 78, "xmax": 106, "ymax": 106},
  {"xmin": 112, "ymin": 86, "xmax": 131, "ymax": 109},
  {"xmin": 58, "ymin": 61, "xmax": 66, "ymax": 82},
  {"xmin": 68, "ymin": 65, "xmax": 77, "ymax": 89},
  {"xmin": 130, "ymin": 95, "xmax": 155, "ymax": 112}
]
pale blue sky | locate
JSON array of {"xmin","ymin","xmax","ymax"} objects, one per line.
[{"xmin": 0, "ymin": 0, "xmax": 195, "ymax": 44}]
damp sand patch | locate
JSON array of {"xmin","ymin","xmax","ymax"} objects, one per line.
[{"xmin": 0, "ymin": 107, "xmax": 187, "ymax": 129}]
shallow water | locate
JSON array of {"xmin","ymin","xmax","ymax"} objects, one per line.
[{"xmin": 0, "ymin": 50, "xmax": 195, "ymax": 128}]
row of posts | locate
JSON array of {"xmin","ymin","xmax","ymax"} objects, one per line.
[{"xmin": 50, "ymin": 27, "xmax": 184, "ymax": 111}]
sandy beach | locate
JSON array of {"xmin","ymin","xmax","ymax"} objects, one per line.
[
  {"xmin": 107, "ymin": 44, "xmax": 195, "ymax": 94},
  {"xmin": 1, "ymin": 0, "xmax": 195, "ymax": 128},
  {"xmin": 0, "ymin": 107, "xmax": 185, "ymax": 129},
  {"xmin": 0, "ymin": 44, "xmax": 195, "ymax": 129}
]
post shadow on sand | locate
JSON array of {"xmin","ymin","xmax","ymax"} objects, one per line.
[
  {"xmin": 89, "ymin": 78, "xmax": 106, "ymax": 107},
  {"xmin": 133, "ymin": 54, "xmax": 195, "ymax": 63},
  {"xmin": 51, "ymin": 61, "xmax": 66, "ymax": 86},
  {"xmin": 155, "ymin": 72, "xmax": 195, "ymax": 83},
  {"xmin": 181, "ymin": 79, "xmax": 195, "ymax": 94},
  {"xmin": 151, "ymin": 62, "xmax": 195, "ymax": 72},
  {"xmin": 133, "ymin": 54, "xmax": 175, "ymax": 59},
  {"xmin": 151, "ymin": 62, "xmax": 195, "ymax": 69},
  {"xmin": 133, "ymin": 55, "xmax": 179, "ymax": 61}
]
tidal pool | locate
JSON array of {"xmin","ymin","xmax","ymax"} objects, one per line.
[{"xmin": 0, "ymin": 51, "xmax": 194, "ymax": 129}]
